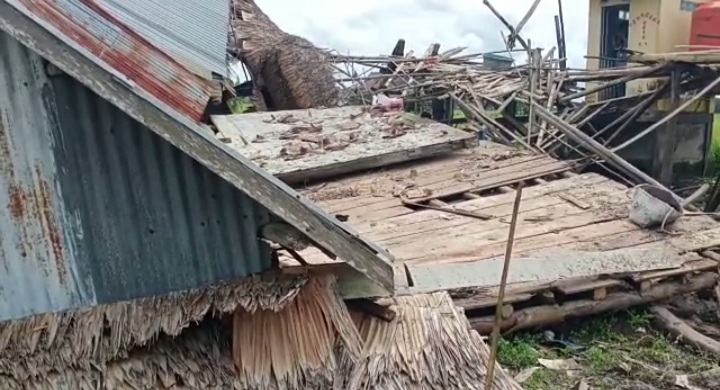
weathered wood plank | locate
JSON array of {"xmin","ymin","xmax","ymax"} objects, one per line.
[
  {"xmin": 405, "ymin": 247, "xmax": 682, "ymax": 292},
  {"xmin": 212, "ymin": 107, "xmax": 477, "ymax": 184},
  {"xmin": 391, "ymin": 184, "xmax": 631, "ymax": 263},
  {"xmin": 361, "ymin": 174, "xmax": 617, "ymax": 245},
  {"xmin": 310, "ymin": 156, "xmax": 572, "ymax": 224}
]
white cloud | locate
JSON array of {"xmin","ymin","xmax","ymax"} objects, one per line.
[{"xmin": 255, "ymin": 0, "xmax": 589, "ymax": 69}]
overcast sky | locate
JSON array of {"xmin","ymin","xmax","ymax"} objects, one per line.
[{"xmin": 255, "ymin": 0, "xmax": 590, "ymax": 69}]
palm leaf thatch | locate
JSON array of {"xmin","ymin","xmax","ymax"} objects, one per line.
[
  {"xmin": 230, "ymin": 0, "xmax": 340, "ymax": 110},
  {"xmin": 0, "ymin": 274, "xmax": 522, "ymax": 390},
  {"xmin": 0, "ymin": 276, "xmax": 308, "ymax": 389}
]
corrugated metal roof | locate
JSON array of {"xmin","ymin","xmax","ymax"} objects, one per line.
[
  {"xmin": 98, "ymin": 0, "xmax": 230, "ymax": 78},
  {"xmin": 0, "ymin": 30, "xmax": 271, "ymax": 321},
  {"xmin": 6, "ymin": 0, "xmax": 217, "ymax": 123},
  {"xmin": 0, "ymin": 0, "xmax": 396, "ymax": 295}
]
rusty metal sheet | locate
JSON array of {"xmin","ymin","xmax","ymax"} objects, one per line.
[
  {"xmin": 98, "ymin": 0, "xmax": 230, "ymax": 78},
  {"xmin": 0, "ymin": 1, "xmax": 396, "ymax": 296},
  {"xmin": 6, "ymin": 0, "xmax": 217, "ymax": 123},
  {"xmin": 0, "ymin": 30, "xmax": 272, "ymax": 322}
]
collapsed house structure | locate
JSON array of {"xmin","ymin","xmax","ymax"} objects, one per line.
[
  {"xmin": 210, "ymin": 0, "xmax": 720, "ymax": 344},
  {"xmin": 0, "ymin": 0, "xmax": 523, "ymax": 389},
  {"xmin": 5, "ymin": 0, "xmax": 720, "ymax": 388}
]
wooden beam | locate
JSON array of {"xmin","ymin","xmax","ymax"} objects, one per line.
[
  {"xmin": 469, "ymin": 272, "xmax": 718, "ymax": 334},
  {"xmin": 0, "ymin": 2, "xmax": 396, "ymax": 292},
  {"xmin": 629, "ymin": 50, "xmax": 720, "ymax": 64},
  {"xmin": 560, "ymin": 63, "xmax": 666, "ymax": 103},
  {"xmin": 653, "ymin": 69, "xmax": 680, "ymax": 186},
  {"xmin": 528, "ymin": 100, "xmax": 674, "ymax": 193},
  {"xmin": 612, "ymin": 74, "xmax": 720, "ymax": 153},
  {"xmin": 595, "ymin": 80, "xmax": 670, "ymax": 146}
]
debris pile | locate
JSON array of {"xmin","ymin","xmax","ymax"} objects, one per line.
[{"xmin": 327, "ymin": 0, "xmax": 720, "ymax": 195}]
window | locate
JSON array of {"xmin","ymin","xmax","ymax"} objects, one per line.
[
  {"xmin": 618, "ymin": 10, "xmax": 630, "ymax": 21},
  {"xmin": 681, "ymin": 1, "xmax": 698, "ymax": 12}
]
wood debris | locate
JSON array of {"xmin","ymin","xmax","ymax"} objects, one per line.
[{"xmin": 331, "ymin": 17, "xmax": 720, "ymax": 192}]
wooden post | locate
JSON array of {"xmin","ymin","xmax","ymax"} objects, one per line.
[
  {"xmin": 528, "ymin": 47, "xmax": 542, "ymax": 144},
  {"xmin": 653, "ymin": 68, "xmax": 681, "ymax": 186},
  {"xmin": 484, "ymin": 183, "xmax": 524, "ymax": 390},
  {"xmin": 557, "ymin": 0, "xmax": 567, "ymax": 70}
]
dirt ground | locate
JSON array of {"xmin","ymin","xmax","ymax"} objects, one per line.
[{"xmin": 497, "ymin": 296, "xmax": 720, "ymax": 390}]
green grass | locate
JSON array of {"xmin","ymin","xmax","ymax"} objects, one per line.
[
  {"xmin": 495, "ymin": 309, "xmax": 716, "ymax": 390},
  {"xmin": 227, "ymin": 97, "xmax": 254, "ymax": 114}
]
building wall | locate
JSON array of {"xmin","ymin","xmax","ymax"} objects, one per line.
[
  {"xmin": 0, "ymin": 30, "xmax": 273, "ymax": 322},
  {"xmin": 586, "ymin": 0, "xmax": 707, "ymax": 102}
]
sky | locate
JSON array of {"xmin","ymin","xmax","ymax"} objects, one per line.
[{"xmin": 254, "ymin": 0, "xmax": 590, "ymax": 69}]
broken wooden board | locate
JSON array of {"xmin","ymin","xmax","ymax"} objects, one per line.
[
  {"xmin": 211, "ymin": 106, "xmax": 477, "ymax": 184},
  {"xmin": 404, "ymin": 246, "xmax": 681, "ymax": 293}
]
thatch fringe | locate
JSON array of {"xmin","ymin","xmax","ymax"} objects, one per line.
[
  {"xmin": 230, "ymin": 0, "xmax": 339, "ymax": 110},
  {"xmin": 0, "ymin": 276, "xmax": 307, "ymax": 383},
  {"xmin": 0, "ymin": 275, "xmax": 522, "ymax": 390},
  {"xmin": 1, "ymin": 323, "xmax": 238, "ymax": 390},
  {"xmin": 349, "ymin": 293, "xmax": 523, "ymax": 390},
  {"xmin": 232, "ymin": 275, "xmax": 362, "ymax": 389}
]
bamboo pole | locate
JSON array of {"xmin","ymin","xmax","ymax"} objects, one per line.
[
  {"xmin": 596, "ymin": 81, "xmax": 670, "ymax": 145},
  {"xmin": 559, "ymin": 63, "xmax": 666, "ymax": 102},
  {"xmin": 484, "ymin": 182, "xmax": 524, "ymax": 390},
  {"xmin": 612, "ymin": 74, "xmax": 720, "ymax": 153},
  {"xmin": 528, "ymin": 99, "xmax": 672, "ymax": 192}
]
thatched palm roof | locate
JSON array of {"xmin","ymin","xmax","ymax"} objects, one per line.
[
  {"xmin": 229, "ymin": 0, "xmax": 340, "ymax": 110},
  {"xmin": 0, "ymin": 276, "xmax": 307, "ymax": 389},
  {"xmin": 0, "ymin": 275, "xmax": 523, "ymax": 390}
]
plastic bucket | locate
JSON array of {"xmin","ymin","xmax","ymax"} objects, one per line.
[{"xmin": 628, "ymin": 184, "xmax": 683, "ymax": 228}]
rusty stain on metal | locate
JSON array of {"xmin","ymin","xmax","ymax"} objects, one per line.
[
  {"xmin": 0, "ymin": 109, "xmax": 13, "ymax": 174},
  {"xmin": 0, "ymin": 109, "xmax": 65, "ymax": 280},
  {"xmin": 7, "ymin": 185, "xmax": 27, "ymax": 220},
  {"xmin": 1, "ymin": 110, "xmax": 31, "ymax": 258},
  {"xmin": 17, "ymin": 0, "xmax": 215, "ymax": 122},
  {"xmin": 35, "ymin": 165, "xmax": 65, "ymax": 283}
]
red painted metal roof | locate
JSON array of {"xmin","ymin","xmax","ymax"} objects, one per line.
[{"xmin": 13, "ymin": 0, "xmax": 217, "ymax": 123}]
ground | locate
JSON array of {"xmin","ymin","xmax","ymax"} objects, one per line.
[
  {"xmin": 494, "ymin": 112, "xmax": 720, "ymax": 387},
  {"xmin": 497, "ymin": 304, "xmax": 720, "ymax": 390}
]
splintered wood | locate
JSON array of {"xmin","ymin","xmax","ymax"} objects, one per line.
[{"xmin": 212, "ymin": 106, "xmax": 476, "ymax": 183}]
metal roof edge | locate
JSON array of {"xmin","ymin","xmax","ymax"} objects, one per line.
[{"xmin": 0, "ymin": 1, "xmax": 395, "ymax": 293}]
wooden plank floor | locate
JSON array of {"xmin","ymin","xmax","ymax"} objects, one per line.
[
  {"xmin": 281, "ymin": 144, "xmax": 720, "ymax": 299},
  {"xmin": 211, "ymin": 106, "xmax": 476, "ymax": 184}
]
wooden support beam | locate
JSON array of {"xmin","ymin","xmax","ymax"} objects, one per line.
[
  {"xmin": 612, "ymin": 74, "xmax": 720, "ymax": 153},
  {"xmin": 560, "ymin": 63, "xmax": 667, "ymax": 103},
  {"xmin": 653, "ymin": 69, "xmax": 680, "ymax": 186},
  {"xmin": 528, "ymin": 100, "xmax": 673, "ymax": 193},
  {"xmin": 469, "ymin": 272, "xmax": 718, "ymax": 335},
  {"xmin": 598, "ymin": 80, "xmax": 670, "ymax": 146}
]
